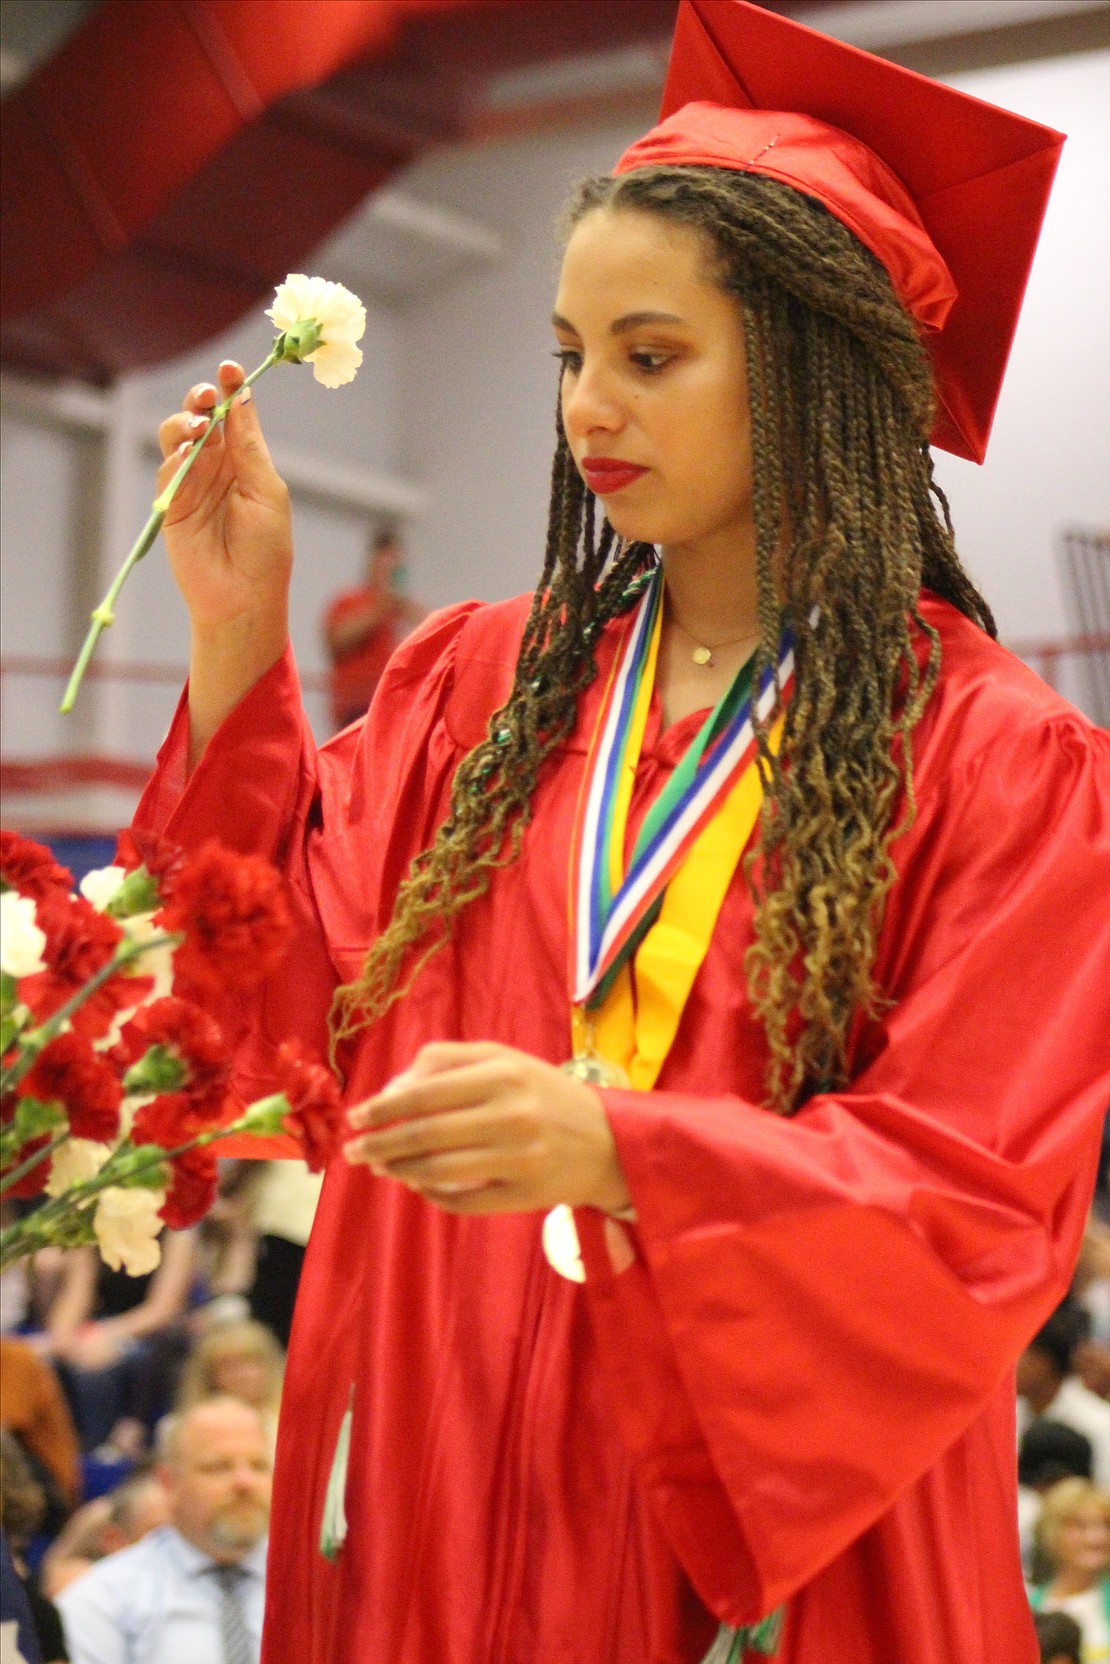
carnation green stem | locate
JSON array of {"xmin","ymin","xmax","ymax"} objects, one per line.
[
  {"xmin": 59, "ymin": 345, "xmax": 283, "ymax": 714},
  {"xmin": 0, "ymin": 1102, "xmax": 286, "ymax": 1266},
  {"xmin": 0, "ymin": 1130, "xmax": 71, "ymax": 1197},
  {"xmin": 0, "ymin": 933, "xmax": 178, "ymax": 1096}
]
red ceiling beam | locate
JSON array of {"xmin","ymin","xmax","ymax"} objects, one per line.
[
  {"xmin": 0, "ymin": 0, "xmax": 509, "ymax": 381},
  {"xmin": 0, "ymin": 0, "xmax": 677, "ymax": 384}
]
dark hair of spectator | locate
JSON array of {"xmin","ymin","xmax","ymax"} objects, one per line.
[
  {"xmin": 0, "ymin": 1430, "xmax": 46, "ymax": 1550},
  {"xmin": 1030, "ymin": 1298, "xmax": 1091, "ymax": 1379},
  {"xmin": 1033, "ymin": 1609, "xmax": 1083, "ymax": 1664},
  {"xmin": 1020, "ymin": 1419, "xmax": 1095, "ymax": 1489}
]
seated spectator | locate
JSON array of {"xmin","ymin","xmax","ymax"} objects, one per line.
[
  {"xmin": 40, "ymin": 1469, "xmax": 170, "ymax": 1599},
  {"xmin": 0, "ymin": 1336, "xmax": 81, "ymax": 1528},
  {"xmin": 1030, "ymin": 1478, "xmax": 1110, "ymax": 1661},
  {"xmin": 56, "ymin": 1398, "xmax": 270, "ymax": 1664},
  {"xmin": 41, "ymin": 1233, "xmax": 198, "ymax": 1454},
  {"xmin": 1034, "ymin": 1609, "xmax": 1084, "ymax": 1664},
  {"xmin": 175, "ymin": 1319, "xmax": 284, "ymax": 1433},
  {"xmin": 1020, "ymin": 1422, "xmax": 1096, "ymax": 1578},
  {"xmin": 1075, "ymin": 1220, "xmax": 1110, "ymax": 1399},
  {"xmin": 246, "ymin": 1160, "xmax": 322, "ymax": 1349},
  {"xmin": 1020, "ymin": 1299, "xmax": 1110, "ymax": 1488},
  {"xmin": 0, "ymin": 1430, "xmax": 69, "ymax": 1663}
]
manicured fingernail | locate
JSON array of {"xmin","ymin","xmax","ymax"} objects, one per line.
[
  {"xmin": 178, "ymin": 441, "xmax": 191, "ymax": 456},
  {"xmin": 238, "ymin": 385, "xmax": 252, "ymax": 404},
  {"xmin": 188, "ymin": 414, "xmax": 207, "ymax": 430}
]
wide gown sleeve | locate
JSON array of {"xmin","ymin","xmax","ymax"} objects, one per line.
[
  {"xmin": 577, "ymin": 709, "xmax": 1110, "ymax": 1625},
  {"xmin": 132, "ymin": 606, "xmax": 479, "ymax": 1122}
]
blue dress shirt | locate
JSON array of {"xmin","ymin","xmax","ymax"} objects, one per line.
[{"xmin": 56, "ymin": 1525, "xmax": 266, "ymax": 1664}]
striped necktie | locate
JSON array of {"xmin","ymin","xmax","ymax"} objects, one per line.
[{"xmin": 209, "ymin": 1563, "xmax": 257, "ymax": 1664}]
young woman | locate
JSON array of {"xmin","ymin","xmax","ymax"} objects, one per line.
[{"xmin": 136, "ymin": 6, "xmax": 1110, "ymax": 1660}]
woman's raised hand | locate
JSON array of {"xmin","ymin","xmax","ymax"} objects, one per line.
[{"xmin": 156, "ymin": 361, "xmax": 293, "ymax": 758}]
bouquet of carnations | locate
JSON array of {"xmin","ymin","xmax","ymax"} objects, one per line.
[{"xmin": 1, "ymin": 828, "xmax": 344, "ymax": 1275}]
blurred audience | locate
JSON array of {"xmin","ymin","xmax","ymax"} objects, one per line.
[
  {"xmin": 1074, "ymin": 1222, "xmax": 1110, "ymax": 1399},
  {"xmin": 0, "ymin": 1336, "xmax": 81, "ymax": 1525},
  {"xmin": 40, "ymin": 1469, "xmax": 170, "ymax": 1599},
  {"xmin": 176, "ymin": 1318, "xmax": 284, "ymax": 1435},
  {"xmin": 1034, "ymin": 1609, "xmax": 1084, "ymax": 1664},
  {"xmin": 1020, "ymin": 1421, "xmax": 1096, "ymax": 1579},
  {"xmin": 1029, "ymin": 1478, "xmax": 1110, "ymax": 1661},
  {"xmin": 0, "ymin": 1430, "xmax": 69, "ymax": 1662},
  {"xmin": 323, "ymin": 526, "xmax": 425, "ymax": 730},
  {"xmin": 245, "ymin": 1160, "xmax": 322, "ymax": 1349},
  {"xmin": 57, "ymin": 1398, "xmax": 271, "ymax": 1664},
  {"xmin": 1019, "ymin": 1300, "xmax": 1110, "ymax": 1488},
  {"xmin": 40, "ymin": 1232, "xmax": 198, "ymax": 1454}
]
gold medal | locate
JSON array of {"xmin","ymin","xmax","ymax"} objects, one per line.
[
  {"xmin": 559, "ymin": 1051, "xmax": 631, "ymax": 1089},
  {"xmin": 560, "ymin": 1005, "xmax": 631, "ymax": 1090}
]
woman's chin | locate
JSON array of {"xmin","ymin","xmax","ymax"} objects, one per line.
[{"xmin": 597, "ymin": 503, "xmax": 666, "ymax": 545}]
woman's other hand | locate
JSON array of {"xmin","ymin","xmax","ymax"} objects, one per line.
[{"xmin": 344, "ymin": 1042, "xmax": 633, "ymax": 1217}]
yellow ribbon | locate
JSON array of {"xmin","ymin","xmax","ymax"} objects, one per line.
[{"xmin": 589, "ymin": 711, "xmax": 784, "ymax": 1091}]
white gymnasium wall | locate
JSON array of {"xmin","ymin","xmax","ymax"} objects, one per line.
[
  {"xmin": 396, "ymin": 115, "xmax": 652, "ymax": 611},
  {"xmin": 931, "ymin": 50, "xmax": 1110, "ymax": 659}
]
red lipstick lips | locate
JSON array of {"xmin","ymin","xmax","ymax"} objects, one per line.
[{"xmin": 580, "ymin": 457, "xmax": 648, "ymax": 494}]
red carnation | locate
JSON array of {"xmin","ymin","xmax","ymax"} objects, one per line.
[
  {"xmin": 2, "ymin": 1134, "xmax": 52, "ymax": 1198},
  {"xmin": 0, "ymin": 832, "xmax": 72, "ymax": 905},
  {"xmin": 118, "ymin": 997, "xmax": 229, "ymax": 1115},
  {"xmin": 115, "ymin": 829, "xmax": 184, "ymax": 892},
  {"xmin": 160, "ymin": 843, "xmax": 291, "ymax": 998},
  {"xmin": 159, "ymin": 1143, "xmax": 218, "ymax": 1230},
  {"xmin": 19, "ymin": 894, "xmax": 147, "ymax": 1042},
  {"xmin": 274, "ymin": 1043, "xmax": 344, "ymax": 1172},
  {"xmin": 23, "ymin": 1032, "xmax": 122, "ymax": 1143},
  {"xmin": 131, "ymin": 1091, "xmax": 220, "ymax": 1149}
]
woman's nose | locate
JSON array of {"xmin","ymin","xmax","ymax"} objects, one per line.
[{"xmin": 562, "ymin": 362, "xmax": 625, "ymax": 440}]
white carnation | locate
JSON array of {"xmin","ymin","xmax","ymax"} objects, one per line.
[
  {"xmin": 94, "ymin": 1187, "xmax": 165, "ymax": 1275},
  {"xmin": 79, "ymin": 865, "xmax": 127, "ymax": 911},
  {"xmin": 120, "ymin": 911, "xmax": 175, "ymax": 1000},
  {"xmin": 117, "ymin": 1094, "xmax": 153, "ymax": 1140},
  {"xmin": 267, "ymin": 273, "xmax": 366, "ymax": 388},
  {"xmin": 0, "ymin": 891, "xmax": 47, "ymax": 977},
  {"xmin": 45, "ymin": 1139, "xmax": 112, "ymax": 1198}
]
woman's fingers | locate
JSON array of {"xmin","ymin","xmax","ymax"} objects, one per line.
[
  {"xmin": 156, "ymin": 410, "xmax": 212, "ymax": 461},
  {"xmin": 345, "ymin": 1104, "xmax": 507, "ymax": 1169},
  {"xmin": 217, "ymin": 360, "xmax": 245, "ymax": 396},
  {"xmin": 348, "ymin": 1059, "xmax": 519, "ymax": 1135}
]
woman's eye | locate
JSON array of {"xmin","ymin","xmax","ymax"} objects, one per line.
[
  {"xmin": 552, "ymin": 349, "xmax": 581, "ymax": 374},
  {"xmin": 630, "ymin": 350, "xmax": 670, "ymax": 374}
]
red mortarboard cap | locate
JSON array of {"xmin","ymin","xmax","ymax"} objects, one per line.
[{"xmin": 613, "ymin": 0, "xmax": 1065, "ymax": 462}]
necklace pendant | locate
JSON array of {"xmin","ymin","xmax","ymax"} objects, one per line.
[{"xmin": 691, "ymin": 645, "xmax": 713, "ymax": 666}]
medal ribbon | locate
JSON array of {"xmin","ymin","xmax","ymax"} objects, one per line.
[{"xmin": 570, "ymin": 568, "xmax": 790, "ymax": 1088}]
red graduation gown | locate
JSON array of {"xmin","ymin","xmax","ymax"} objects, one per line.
[{"xmin": 135, "ymin": 591, "xmax": 1110, "ymax": 1664}]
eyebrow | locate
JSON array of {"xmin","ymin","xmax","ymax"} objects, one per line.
[{"xmin": 551, "ymin": 310, "xmax": 688, "ymax": 336}]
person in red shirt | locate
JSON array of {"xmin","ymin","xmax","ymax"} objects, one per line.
[
  {"xmin": 137, "ymin": 4, "xmax": 1110, "ymax": 1660},
  {"xmin": 322, "ymin": 530, "xmax": 424, "ymax": 731}
]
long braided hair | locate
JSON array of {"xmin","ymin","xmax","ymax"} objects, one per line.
[{"xmin": 333, "ymin": 165, "xmax": 995, "ymax": 1111}]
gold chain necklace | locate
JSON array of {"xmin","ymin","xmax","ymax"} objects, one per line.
[{"xmin": 669, "ymin": 616, "xmax": 761, "ymax": 667}]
